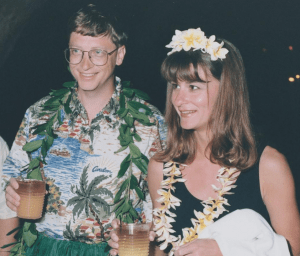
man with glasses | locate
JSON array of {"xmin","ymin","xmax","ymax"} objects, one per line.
[{"xmin": 1, "ymin": 4, "xmax": 165, "ymax": 256}]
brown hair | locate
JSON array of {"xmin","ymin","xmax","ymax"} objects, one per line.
[
  {"xmin": 155, "ymin": 39, "xmax": 257, "ymax": 170},
  {"xmin": 68, "ymin": 4, "xmax": 128, "ymax": 48}
]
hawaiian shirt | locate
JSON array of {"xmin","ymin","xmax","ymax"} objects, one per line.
[{"xmin": 1, "ymin": 77, "xmax": 166, "ymax": 243}]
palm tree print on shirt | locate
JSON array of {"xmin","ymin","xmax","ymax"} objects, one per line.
[{"xmin": 67, "ymin": 165, "xmax": 113, "ymax": 240}]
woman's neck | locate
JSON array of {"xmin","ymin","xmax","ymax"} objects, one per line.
[{"xmin": 194, "ymin": 129, "xmax": 211, "ymax": 157}]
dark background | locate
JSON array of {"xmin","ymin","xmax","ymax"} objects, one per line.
[{"xmin": 0, "ymin": 0, "xmax": 299, "ymax": 201}]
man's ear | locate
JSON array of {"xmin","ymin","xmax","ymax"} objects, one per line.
[{"xmin": 116, "ymin": 45, "xmax": 126, "ymax": 66}]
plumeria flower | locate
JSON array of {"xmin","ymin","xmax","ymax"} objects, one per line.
[
  {"xmin": 182, "ymin": 28, "xmax": 207, "ymax": 51},
  {"xmin": 165, "ymin": 209, "xmax": 177, "ymax": 217},
  {"xmin": 158, "ymin": 229, "xmax": 178, "ymax": 250},
  {"xmin": 203, "ymin": 35, "xmax": 216, "ymax": 53},
  {"xmin": 196, "ymin": 218, "xmax": 209, "ymax": 234},
  {"xmin": 166, "ymin": 27, "xmax": 229, "ymax": 60},
  {"xmin": 211, "ymin": 184, "xmax": 222, "ymax": 192},
  {"xmin": 157, "ymin": 189, "xmax": 181, "ymax": 209},
  {"xmin": 163, "ymin": 163, "xmax": 182, "ymax": 177},
  {"xmin": 164, "ymin": 161, "xmax": 176, "ymax": 168},
  {"xmin": 153, "ymin": 213, "xmax": 176, "ymax": 230},
  {"xmin": 161, "ymin": 176, "xmax": 186, "ymax": 186},
  {"xmin": 166, "ymin": 30, "xmax": 185, "ymax": 55},
  {"xmin": 194, "ymin": 209, "xmax": 215, "ymax": 226},
  {"xmin": 209, "ymin": 41, "xmax": 229, "ymax": 61},
  {"xmin": 219, "ymin": 168, "xmax": 239, "ymax": 180},
  {"xmin": 218, "ymin": 176, "xmax": 238, "ymax": 187},
  {"xmin": 182, "ymin": 227, "xmax": 198, "ymax": 243},
  {"xmin": 161, "ymin": 176, "xmax": 177, "ymax": 186}
]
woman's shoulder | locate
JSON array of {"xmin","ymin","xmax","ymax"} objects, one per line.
[
  {"xmin": 259, "ymin": 146, "xmax": 295, "ymax": 200},
  {"xmin": 148, "ymin": 158, "xmax": 165, "ymax": 172},
  {"xmin": 259, "ymin": 146, "xmax": 290, "ymax": 176}
]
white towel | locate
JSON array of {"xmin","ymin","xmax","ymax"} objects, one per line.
[{"xmin": 198, "ymin": 209, "xmax": 290, "ymax": 256}]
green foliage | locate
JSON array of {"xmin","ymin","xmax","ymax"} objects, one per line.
[
  {"xmin": 117, "ymin": 154, "xmax": 130, "ymax": 178},
  {"xmin": 22, "ymin": 140, "xmax": 43, "ymax": 152},
  {"xmin": 113, "ymin": 85, "xmax": 155, "ymax": 223},
  {"xmin": 2, "ymin": 221, "xmax": 37, "ymax": 255},
  {"xmin": 27, "ymin": 168, "xmax": 43, "ymax": 180},
  {"xmin": 22, "ymin": 223, "xmax": 37, "ymax": 247}
]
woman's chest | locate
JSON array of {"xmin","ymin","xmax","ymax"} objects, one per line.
[{"xmin": 181, "ymin": 164, "xmax": 223, "ymax": 200}]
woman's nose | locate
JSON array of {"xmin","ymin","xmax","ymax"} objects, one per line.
[{"xmin": 173, "ymin": 89, "xmax": 187, "ymax": 106}]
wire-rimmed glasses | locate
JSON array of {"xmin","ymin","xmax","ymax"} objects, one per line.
[{"xmin": 64, "ymin": 48, "xmax": 118, "ymax": 66}]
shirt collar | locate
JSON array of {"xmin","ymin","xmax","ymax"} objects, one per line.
[{"xmin": 69, "ymin": 77, "xmax": 122, "ymax": 124}]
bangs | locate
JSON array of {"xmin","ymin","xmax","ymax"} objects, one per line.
[
  {"xmin": 71, "ymin": 10, "xmax": 112, "ymax": 37},
  {"xmin": 161, "ymin": 51, "xmax": 207, "ymax": 83},
  {"xmin": 74, "ymin": 18, "xmax": 111, "ymax": 37}
]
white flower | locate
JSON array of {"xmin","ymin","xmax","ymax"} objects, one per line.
[
  {"xmin": 156, "ymin": 189, "xmax": 181, "ymax": 209},
  {"xmin": 165, "ymin": 28, "xmax": 229, "ymax": 61},
  {"xmin": 205, "ymin": 35, "xmax": 218, "ymax": 54},
  {"xmin": 166, "ymin": 209, "xmax": 177, "ymax": 217},
  {"xmin": 207, "ymin": 41, "xmax": 229, "ymax": 61},
  {"xmin": 182, "ymin": 28, "xmax": 207, "ymax": 51},
  {"xmin": 166, "ymin": 30, "xmax": 185, "ymax": 55},
  {"xmin": 163, "ymin": 163, "xmax": 182, "ymax": 177}
]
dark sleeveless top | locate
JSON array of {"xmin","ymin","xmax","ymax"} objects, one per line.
[{"xmin": 169, "ymin": 143, "xmax": 270, "ymax": 238}]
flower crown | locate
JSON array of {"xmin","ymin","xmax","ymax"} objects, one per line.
[{"xmin": 166, "ymin": 28, "xmax": 229, "ymax": 61}]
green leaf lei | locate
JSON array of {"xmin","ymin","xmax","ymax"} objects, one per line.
[
  {"xmin": 113, "ymin": 81, "xmax": 154, "ymax": 223},
  {"xmin": 4, "ymin": 80, "xmax": 155, "ymax": 255}
]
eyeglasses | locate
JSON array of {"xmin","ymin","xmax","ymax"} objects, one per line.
[{"xmin": 64, "ymin": 48, "xmax": 118, "ymax": 66}]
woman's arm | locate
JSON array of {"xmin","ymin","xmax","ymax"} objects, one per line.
[
  {"xmin": 260, "ymin": 146, "xmax": 300, "ymax": 256},
  {"xmin": 147, "ymin": 159, "xmax": 164, "ymax": 209},
  {"xmin": 147, "ymin": 159, "xmax": 168, "ymax": 256}
]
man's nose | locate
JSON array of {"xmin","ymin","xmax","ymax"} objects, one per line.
[{"xmin": 80, "ymin": 52, "xmax": 94, "ymax": 70}]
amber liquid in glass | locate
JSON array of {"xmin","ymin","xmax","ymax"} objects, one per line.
[
  {"xmin": 116, "ymin": 223, "xmax": 150, "ymax": 256},
  {"xmin": 16, "ymin": 179, "xmax": 46, "ymax": 219}
]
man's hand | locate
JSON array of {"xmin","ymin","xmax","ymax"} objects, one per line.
[{"xmin": 5, "ymin": 178, "xmax": 20, "ymax": 212}]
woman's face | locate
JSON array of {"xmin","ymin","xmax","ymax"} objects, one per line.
[{"xmin": 171, "ymin": 67, "xmax": 220, "ymax": 134}]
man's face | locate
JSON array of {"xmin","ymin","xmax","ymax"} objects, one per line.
[{"xmin": 68, "ymin": 32, "xmax": 126, "ymax": 94}]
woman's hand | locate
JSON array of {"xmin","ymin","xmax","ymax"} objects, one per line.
[
  {"xmin": 108, "ymin": 220, "xmax": 158, "ymax": 256},
  {"xmin": 5, "ymin": 177, "xmax": 20, "ymax": 212},
  {"xmin": 174, "ymin": 239, "xmax": 222, "ymax": 256}
]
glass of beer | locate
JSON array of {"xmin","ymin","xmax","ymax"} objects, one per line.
[
  {"xmin": 15, "ymin": 179, "xmax": 46, "ymax": 219},
  {"xmin": 116, "ymin": 223, "xmax": 151, "ymax": 256}
]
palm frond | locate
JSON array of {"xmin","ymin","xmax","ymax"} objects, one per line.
[
  {"xmin": 67, "ymin": 196, "xmax": 84, "ymax": 207},
  {"xmin": 86, "ymin": 175, "xmax": 109, "ymax": 196},
  {"xmin": 79, "ymin": 165, "xmax": 89, "ymax": 194},
  {"xmin": 90, "ymin": 187, "xmax": 113, "ymax": 198},
  {"xmin": 70, "ymin": 198, "xmax": 86, "ymax": 219},
  {"xmin": 90, "ymin": 196, "xmax": 111, "ymax": 215}
]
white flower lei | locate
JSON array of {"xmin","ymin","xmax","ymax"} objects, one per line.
[
  {"xmin": 166, "ymin": 28, "xmax": 229, "ymax": 61},
  {"xmin": 153, "ymin": 161, "xmax": 240, "ymax": 256}
]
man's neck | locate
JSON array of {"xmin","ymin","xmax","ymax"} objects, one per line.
[{"xmin": 78, "ymin": 80, "xmax": 116, "ymax": 124}]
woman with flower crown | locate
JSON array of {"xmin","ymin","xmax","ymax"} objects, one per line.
[{"xmin": 108, "ymin": 28, "xmax": 300, "ymax": 256}]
